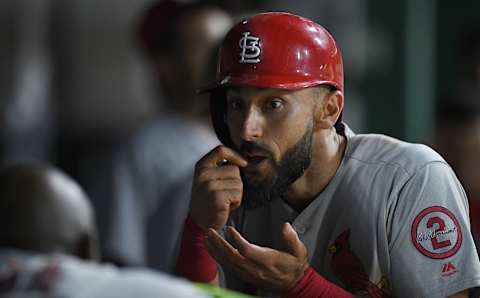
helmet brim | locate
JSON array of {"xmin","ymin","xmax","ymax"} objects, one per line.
[{"xmin": 198, "ymin": 74, "xmax": 342, "ymax": 94}]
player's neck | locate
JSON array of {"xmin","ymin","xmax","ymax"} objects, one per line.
[{"xmin": 284, "ymin": 128, "xmax": 346, "ymax": 212}]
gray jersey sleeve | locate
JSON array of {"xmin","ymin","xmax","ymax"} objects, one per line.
[{"xmin": 389, "ymin": 161, "xmax": 480, "ymax": 297}]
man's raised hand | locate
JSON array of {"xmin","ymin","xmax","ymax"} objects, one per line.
[
  {"xmin": 204, "ymin": 223, "xmax": 309, "ymax": 291},
  {"xmin": 190, "ymin": 145, "xmax": 247, "ymax": 231}
]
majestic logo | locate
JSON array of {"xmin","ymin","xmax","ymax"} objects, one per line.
[
  {"xmin": 239, "ymin": 32, "xmax": 261, "ymax": 64},
  {"xmin": 411, "ymin": 206, "xmax": 462, "ymax": 259},
  {"xmin": 441, "ymin": 262, "xmax": 459, "ymax": 277}
]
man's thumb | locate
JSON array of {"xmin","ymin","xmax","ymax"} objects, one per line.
[{"xmin": 281, "ymin": 222, "xmax": 306, "ymax": 258}]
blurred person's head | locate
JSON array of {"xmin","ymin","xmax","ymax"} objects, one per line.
[
  {"xmin": 436, "ymin": 100, "xmax": 480, "ymax": 201},
  {"xmin": 138, "ymin": 0, "xmax": 232, "ymax": 118},
  {"xmin": 0, "ymin": 162, "xmax": 99, "ymax": 261}
]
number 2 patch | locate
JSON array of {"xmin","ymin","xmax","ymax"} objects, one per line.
[{"xmin": 411, "ymin": 206, "xmax": 462, "ymax": 259}]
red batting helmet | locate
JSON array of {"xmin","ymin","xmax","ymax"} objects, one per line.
[{"xmin": 204, "ymin": 12, "xmax": 344, "ymax": 147}]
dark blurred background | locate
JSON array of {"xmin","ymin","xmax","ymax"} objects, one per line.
[{"xmin": 1, "ymin": 0, "xmax": 480, "ymax": 251}]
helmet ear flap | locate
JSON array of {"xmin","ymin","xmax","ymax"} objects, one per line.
[{"xmin": 210, "ymin": 88, "xmax": 235, "ymax": 148}]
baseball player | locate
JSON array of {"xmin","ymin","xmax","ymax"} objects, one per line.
[{"xmin": 176, "ymin": 12, "xmax": 480, "ymax": 297}]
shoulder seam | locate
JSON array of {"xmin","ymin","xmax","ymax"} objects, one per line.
[
  {"xmin": 344, "ymin": 154, "xmax": 412, "ymax": 176},
  {"xmin": 344, "ymin": 155, "xmax": 448, "ymax": 177}
]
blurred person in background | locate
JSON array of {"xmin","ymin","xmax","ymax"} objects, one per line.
[
  {"xmin": 102, "ymin": 0, "xmax": 232, "ymax": 272},
  {"xmin": 435, "ymin": 23, "xmax": 480, "ymax": 249},
  {"xmin": 436, "ymin": 102, "xmax": 480, "ymax": 248},
  {"xmin": 0, "ymin": 0, "xmax": 54, "ymax": 167},
  {"xmin": 0, "ymin": 162, "xmax": 213, "ymax": 298}
]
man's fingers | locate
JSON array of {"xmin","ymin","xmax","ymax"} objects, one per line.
[
  {"xmin": 226, "ymin": 226, "xmax": 253, "ymax": 254},
  {"xmin": 204, "ymin": 235, "xmax": 223, "ymax": 262},
  {"xmin": 204, "ymin": 231, "xmax": 260, "ymax": 285},
  {"xmin": 209, "ymin": 190, "xmax": 242, "ymax": 212},
  {"xmin": 281, "ymin": 223, "xmax": 306, "ymax": 258},
  {"xmin": 204, "ymin": 178, "xmax": 243, "ymax": 192},
  {"xmin": 198, "ymin": 145, "xmax": 247, "ymax": 169},
  {"xmin": 228, "ymin": 193, "xmax": 242, "ymax": 210},
  {"xmin": 205, "ymin": 228, "xmax": 245, "ymax": 265},
  {"xmin": 225, "ymin": 226, "xmax": 270, "ymax": 264},
  {"xmin": 196, "ymin": 166, "xmax": 242, "ymax": 183}
]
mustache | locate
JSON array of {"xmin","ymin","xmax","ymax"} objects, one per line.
[{"xmin": 239, "ymin": 142, "xmax": 274, "ymax": 159}]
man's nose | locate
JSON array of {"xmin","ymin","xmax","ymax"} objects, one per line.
[{"xmin": 240, "ymin": 109, "xmax": 263, "ymax": 142}]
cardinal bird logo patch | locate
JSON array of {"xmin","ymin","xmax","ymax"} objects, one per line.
[
  {"xmin": 329, "ymin": 229, "xmax": 390, "ymax": 297},
  {"xmin": 411, "ymin": 206, "xmax": 462, "ymax": 259}
]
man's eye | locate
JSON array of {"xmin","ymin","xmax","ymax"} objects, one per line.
[{"xmin": 267, "ymin": 99, "xmax": 283, "ymax": 110}]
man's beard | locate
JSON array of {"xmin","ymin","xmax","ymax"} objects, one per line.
[{"xmin": 239, "ymin": 123, "xmax": 314, "ymax": 209}]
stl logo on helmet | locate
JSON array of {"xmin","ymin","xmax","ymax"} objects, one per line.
[{"xmin": 239, "ymin": 32, "xmax": 261, "ymax": 64}]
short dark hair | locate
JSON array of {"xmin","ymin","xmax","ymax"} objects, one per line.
[{"xmin": 136, "ymin": 0, "xmax": 218, "ymax": 56}]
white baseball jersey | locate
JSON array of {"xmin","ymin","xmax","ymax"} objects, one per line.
[
  {"xmin": 0, "ymin": 250, "xmax": 209, "ymax": 298},
  {"xmin": 225, "ymin": 124, "xmax": 480, "ymax": 297}
]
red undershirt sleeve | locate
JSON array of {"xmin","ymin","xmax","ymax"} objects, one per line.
[
  {"xmin": 175, "ymin": 214, "xmax": 217, "ymax": 282},
  {"xmin": 284, "ymin": 267, "xmax": 355, "ymax": 298}
]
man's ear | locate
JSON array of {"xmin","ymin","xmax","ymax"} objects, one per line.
[{"xmin": 314, "ymin": 90, "xmax": 344, "ymax": 130}]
